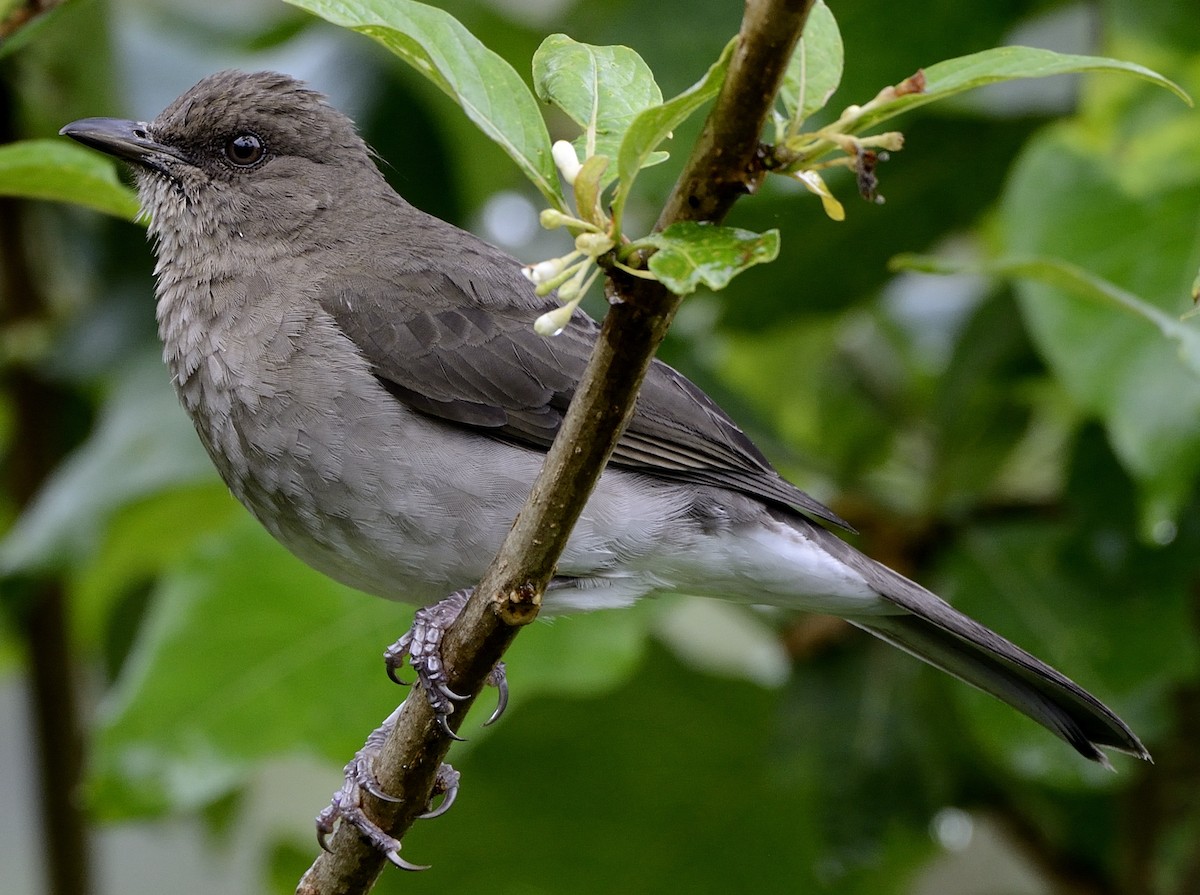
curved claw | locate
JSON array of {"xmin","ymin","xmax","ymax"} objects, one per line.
[
  {"xmin": 385, "ymin": 849, "xmax": 431, "ymax": 872},
  {"xmin": 419, "ymin": 784, "xmax": 458, "ymax": 820},
  {"xmin": 384, "ymin": 633, "xmax": 415, "ymax": 687},
  {"xmin": 438, "ymin": 712, "xmax": 467, "ymax": 741},
  {"xmin": 360, "ymin": 774, "xmax": 403, "ymax": 804},
  {"xmin": 317, "ymin": 826, "xmax": 334, "ymax": 854},
  {"xmin": 437, "ymin": 681, "xmax": 470, "ymax": 702},
  {"xmin": 352, "ymin": 748, "xmax": 405, "ymax": 804},
  {"xmin": 484, "ymin": 674, "xmax": 509, "ymax": 727}
]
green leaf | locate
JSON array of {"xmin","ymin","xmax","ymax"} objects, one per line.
[
  {"xmin": 614, "ymin": 37, "xmax": 736, "ymax": 227},
  {"xmin": 852, "ymin": 46, "xmax": 1191, "ymax": 135},
  {"xmin": 777, "ymin": 0, "xmax": 843, "ymax": 131},
  {"xmin": 284, "ymin": 0, "xmax": 564, "ymax": 209},
  {"xmin": 533, "ymin": 34, "xmax": 662, "ymax": 167},
  {"xmin": 363, "ymin": 643, "xmax": 935, "ymax": 892},
  {"xmin": 505, "ymin": 603, "xmax": 653, "ymax": 701},
  {"xmin": 891, "ymin": 253, "xmax": 1200, "ymax": 378},
  {"xmin": 640, "ymin": 222, "xmax": 780, "ymax": 296},
  {"xmin": 999, "ymin": 121, "xmax": 1200, "ymax": 528},
  {"xmin": 72, "ymin": 484, "xmax": 242, "ymax": 649},
  {"xmin": 653, "ymin": 597, "xmax": 789, "ymax": 687},
  {"xmin": 0, "ymin": 139, "xmax": 139, "ymax": 219}
]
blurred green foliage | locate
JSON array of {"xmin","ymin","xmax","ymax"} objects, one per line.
[{"xmin": 1, "ymin": 0, "xmax": 1198, "ymax": 893}]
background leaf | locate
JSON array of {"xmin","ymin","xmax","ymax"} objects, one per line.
[
  {"xmin": 891, "ymin": 254, "xmax": 1200, "ymax": 377},
  {"xmin": 0, "ymin": 356, "xmax": 213, "ymax": 576},
  {"xmin": 91, "ymin": 516, "xmax": 658, "ymax": 817},
  {"xmin": 0, "ymin": 139, "xmax": 139, "ymax": 218},
  {"xmin": 284, "ymin": 0, "xmax": 564, "ymax": 208},
  {"xmin": 89, "ymin": 516, "xmax": 403, "ymax": 817},
  {"xmin": 994, "ymin": 118, "xmax": 1200, "ymax": 529}
]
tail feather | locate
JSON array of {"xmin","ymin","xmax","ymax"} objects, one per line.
[
  {"xmin": 850, "ymin": 613, "xmax": 1147, "ymax": 765},
  {"xmin": 795, "ymin": 517, "xmax": 1150, "ymax": 764}
]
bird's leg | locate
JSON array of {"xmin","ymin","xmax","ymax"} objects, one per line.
[
  {"xmin": 384, "ymin": 588, "xmax": 509, "ymax": 739},
  {"xmin": 314, "ymin": 590, "xmax": 507, "ymax": 867},
  {"xmin": 315, "ymin": 706, "xmax": 461, "ymax": 871}
]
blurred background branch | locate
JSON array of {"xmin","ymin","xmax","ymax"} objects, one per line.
[{"xmin": 0, "ymin": 72, "xmax": 91, "ymax": 894}]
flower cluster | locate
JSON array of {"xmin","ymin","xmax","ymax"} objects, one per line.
[{"xmin": 524, "ymin": 141, "xmax": 616, "ymax": 336}]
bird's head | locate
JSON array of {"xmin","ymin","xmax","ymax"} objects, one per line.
[{"xmin": 61, "ymin": 70, "xmax": 386, "ymax": 250}]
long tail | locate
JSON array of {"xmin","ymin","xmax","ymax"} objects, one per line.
[{"xmin": 799, "ymin": 519, "xmax": 1150, "ymax": 765}]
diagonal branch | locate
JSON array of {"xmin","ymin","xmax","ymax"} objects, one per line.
[{"xmin": 297, "ymin": 1, "xmax": 815, "ymax": 891}]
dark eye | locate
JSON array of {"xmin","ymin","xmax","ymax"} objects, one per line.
[{"xmin": 224, "ymin": 133, "xmax": 265, "ymax": 167}]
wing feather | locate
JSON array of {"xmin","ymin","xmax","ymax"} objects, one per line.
[{"xmin": 319, "ymin": 265, "xmax": 851, "ymax": 530}]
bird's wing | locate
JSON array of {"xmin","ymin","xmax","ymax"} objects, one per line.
[{"xmin": 317, "ymin": 264, "xmax": 851, "ymax": 530}]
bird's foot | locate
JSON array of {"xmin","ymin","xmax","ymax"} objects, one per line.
[
  {"xmin": 315, "ymin": 706, "xmax": 461, "ymax": 871},
  {"xmin": 384, "ymin": 589, "xmax": 509, "ymax": 739}
]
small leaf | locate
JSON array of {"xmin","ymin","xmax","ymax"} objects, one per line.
[
  {"xmin": 533, "ymin": 34, "xmax": 662, "ymax": 169},
  {"xmin": 640, "ymin": 222, "xmax": 780, "ymax": 296},
  {"xmin": 777, "ymin": 0, "xmax": 843, "ymax": 130},
  {"xmin": 793, "ymin": 169, "xmax": 845, "ymax": 221},
  {"xmin": 614, "ymin": 37, "xmax": 736, "ymax": 227},
  {"xmin": 572, "ymin": 154, "xmax": 609, "ymax": 228},
  {"xmin": 852, "ymin": 47, "xmax": 1190, "ymax": 135},
  {"xmin": 0, "ymin": 139, "xmax": 140, "ymax": 219},
  {"xmin": 284, "ymin": 0, "xmax": 564, "ymax": 209}
]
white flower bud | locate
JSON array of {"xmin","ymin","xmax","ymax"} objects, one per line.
[
  {"xmin": 552, "ymin": 140, "xmax": 583, "ymax": 185},
  {"xmin": 534, "ymin": 302, "xmax": 576, "ymax": 337},
  {"xmin": 522, "ymin": 257, "xmax": 566, "ymax": 285}
]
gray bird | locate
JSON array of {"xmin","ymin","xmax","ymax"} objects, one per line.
[{"xmin": 62, "ymin": 69, "xmax": 1148, "ymax": 859}]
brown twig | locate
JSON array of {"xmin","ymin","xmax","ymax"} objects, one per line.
[
  {"xmin": 0, "ymin": 0, "xmax": 65, "ymax": 42},
  {"xmin": 296, "ymin": 1, "xmax": 815, "ymax": 891}
]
